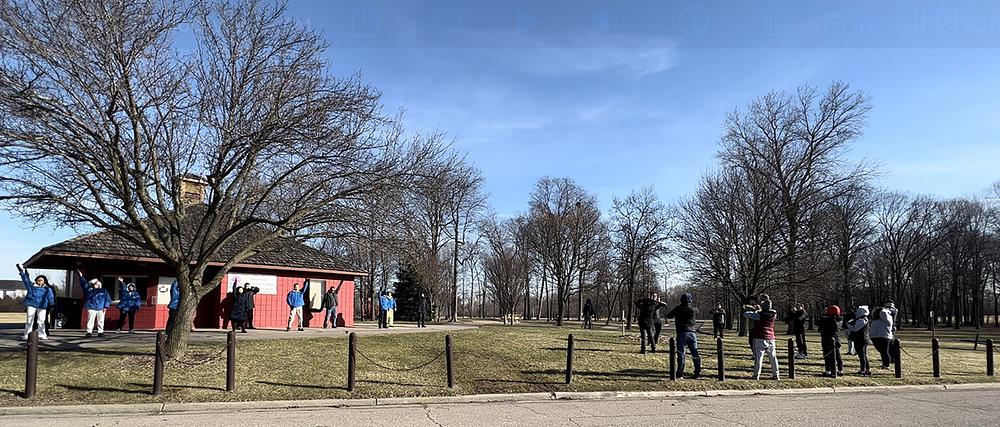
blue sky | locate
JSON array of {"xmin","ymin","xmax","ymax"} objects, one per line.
[{"xmin": 3, "ymin": 1, "xmax": 1000, "ymax": 278}]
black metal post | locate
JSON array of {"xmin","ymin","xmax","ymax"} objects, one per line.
[
  {"xmin": 893, "ymin": 338, "xmax": 902, "ymax": 379},
  {"xmin": 986, "ymin": 338, "xmax": 994, "ymax": 377},
  {"xmin": 226, "ymin": 330, "xmax": 236, "ymax": 392},
  {"xmin": 565, "ymin": 334, "xmax": 574, "ymax": 385},
  {"xmin": 787, "ymin": 338, "xmax": 795, "ymax": 380},
  {"xmin": 446, "ymin": 335, "xmax": 455, "ymax": 388},
  {"xmin": 24, "ymin": 330, "xmax": 38, "ymax": 399},
  {"xmin": 153, "ymin": 331, "xmax": 165, "ymax": 396},
  {"xmin": 932, "ymin": 337, "xmax": 940, "ymax": 378},
  {"xmin": 347, "ymin": 332, "xmax": 357, "ymax": 392},
  {"xmin": 716, "ymin": 336, "xmax": 725, "ymax": 381},
  {"xmin": 668, "ymin": 337, "xmax": 676, "ymax": 381}
]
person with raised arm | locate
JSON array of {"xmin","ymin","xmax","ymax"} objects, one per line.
[
  {"xmin": 16, "ymin": 264, "xmax": 55, "ymax": 340},
  {"xmin": 116, "ymin": 277, "xmax": 143, "ymax": 333},
  {"xmin": 286, "ymin": 279, "xmax": 310, "ymax": 331},
  {"xmin": 78, "ymin": 269, "xmax": 111, "ymax": 338}
]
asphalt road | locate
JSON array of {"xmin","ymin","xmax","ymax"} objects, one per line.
[{"xmin": 5, "ymin": 388, "xmax": 998, "ymax": 427}]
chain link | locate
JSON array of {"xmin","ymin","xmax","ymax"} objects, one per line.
[{"xmin": 356, "ymin": 347, "xmax": 446, "ymax": 372}]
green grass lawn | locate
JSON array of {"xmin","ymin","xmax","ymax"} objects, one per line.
[{"xmin": 0, "ymin": 325, "xmax": 996, "ymax": 406}]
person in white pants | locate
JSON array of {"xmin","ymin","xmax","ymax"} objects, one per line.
[
  {"xmin": 17, "ymin": 264, "xmax": 55, "ymax": 340},
  {"xmin": 78, "ymin": 270, "xmax": 112, "ymax": 338}
]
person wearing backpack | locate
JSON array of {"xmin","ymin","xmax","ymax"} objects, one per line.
[{"xmin": 848, "ymin": 305, "xmax": 872, "ymax": 376}]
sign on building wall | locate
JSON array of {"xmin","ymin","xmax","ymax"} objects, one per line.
[
  {"xmin": 157, "ymin": 276, "xmax": 175, "ymax": 305},
  {"xmin": 227, "ymin": 273, "xmax": 278, "ymax": 295}
]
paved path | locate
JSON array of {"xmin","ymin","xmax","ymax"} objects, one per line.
[
  {"xmin": 0, "ymin": 322, "xmax": 477, "ymax": 351},
  {"xmin": 3, "ymin": 387, "xmax": 998, "ymax": 426}
]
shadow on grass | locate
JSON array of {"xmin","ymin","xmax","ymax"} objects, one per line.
[
  {"xmin": 56, "ymin": 384, "xmax": 149, "ymax": 395},
  {"xmin": 0, "ymin": 388, "xmax": 24, "ymax": 398},
  {"xmin": 522, "ymin": 368, "xmax": 671, "ymax": 382},
  {"xmin": 358, "ymin": 379, "xmax": 444, "ymax": 388},
  {"xmin": 256, "ymin": 381, "xmax": 342, "ymax": 390},
  {"xmin": 541, "ymin": 347, "xmax": 614, "ymax": 353},
  {"xmin": 474, "ymin": 378, "xmax": 562, "ymax": 386},
  {"xmin": 127, "ymin": 382, "xmax": 223, "ymax": 392}
]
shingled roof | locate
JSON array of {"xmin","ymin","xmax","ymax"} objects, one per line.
[{"xmin": 25, "ymin": 206, "xmax": 364, "ymax": 275}]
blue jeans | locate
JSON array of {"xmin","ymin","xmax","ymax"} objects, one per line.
[
  {"xmin": 324, "ymin": 306, "xmax": 338, "ymax": 328},
  {"xmin": 676, "ymin": 331, "xmax": 702, "ymax": 376}
]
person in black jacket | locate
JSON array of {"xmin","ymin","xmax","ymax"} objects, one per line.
[
  {"xmin": 229, "ymin": 286, "xmax": 250, "ymax": 333},
  {"xmin": 417, "ymin": 293, "xmax": 430, "ymax": 328},
  {"xmin": 666, "ymin": 293, "xmax": 702, "ymax": 379},
  {"xmin": 582, "ymin": 298, "xmax": 595, "ymax": 329},
  {"xmin": 817, "ymin": 305, "xmax": 844, "ymax": 377},
  {"xmin": 635, "ymin": 293, "xmax": 666, "ymax": 354},
  {"xmin": 244, "ymin": 284, "xmax": 260, "ymax": 329},
  {"xmin": 322, "ymin": 281, "xmax": 344, "ymax": 328},
  {"xmin": 791, "ymin": 303, "xmax": 808, "ymax": 358},
  {"xmin": 711, "ymin": 304, "xmax": 726, "ymax": 338}
]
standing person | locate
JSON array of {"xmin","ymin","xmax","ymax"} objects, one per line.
[
  {"xmin": 417, "ymin": 292, "xmax": 430, "ymax": 328},
  {"xmin": 582, "ymin": 298, "xmax": 595, "ymax": 329},
  {"xmin": 665, "ymin": 293, "xmax": 702, "ymax": 379},
  {"xmin": 848, "ymin": 306, "xmax": 872, "ymax": 376},
  {"xmin": 165, "ymin": 279, "xmax": 180, "ymax": 333},
  {"xmin": 286, "ymin": 279, "xmax": 310, "ymax": 332},
  {"xmin": 322, "ymin": 281, "xmax": 344, "ymax": 329},
  {"xmin": 43, "ymin": 280, "xmax": 57, "ymax": 331},
  {"xmin": 817, "ymin": 305, "xmax": 844, "ymax": 377},
  {"xmin": 78, "ymin": 270, "xmax": 111, "ymax": 338},
  {"xmin": 791, "ymin": 303, "xmax": 808, "ymax": 359},
  {"xmin": 742, "ymin": 296, "xmax": 761, "ymax": 354},
  {"xmin": 378, "ymin": 291, "xmax": 390, "ymax": 329},
  {"xmin": 634, "ymin": 292, "xmax": 666, "ymax": 354},
  {"xmin": 116, "ymin": 278, "xmax": 142, "ymax": 333},
  {"xmin": 743, "ymin": 297, "xmax": 780, "ymax": 380},
  {"xmin": 387, "ymin": 292, "xmax": 396, "ymax": 327},
  {"xmin": 244, "ymin": 284, "xmax": 260, "ymax": 329},
  {"xmin": 870, "ymin": 304, "xmax": 896, "ymax": 369},
  {"xmin": 229, "ymin": 285, "xmax": 250, "ymax": 333},
  {"xmin": 16, "ymin": 264, "xmax": 54, "ymax": 340},
  {"xmin": 711, "ymin": 303, "xmax": 726, "ymax": 338},
  {"xmin": 842, "ymin": 307, "xmax": 856, "ymax": 355}
]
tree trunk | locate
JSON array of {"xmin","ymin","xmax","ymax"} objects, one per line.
[{"xmin": 164, "ymin": 279, "xmax": 202, "ymax": 358}]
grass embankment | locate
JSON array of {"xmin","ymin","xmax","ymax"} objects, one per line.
[{"xmin": 0, "ymin": 325, "xmax": 996, "ymax": 406}]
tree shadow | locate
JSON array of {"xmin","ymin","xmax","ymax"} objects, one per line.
[
  {"xmin": 358, "ymin": 379, "xmax": 444, "ymax": 388},
  {"xmin": 541, "ymin": 347, "xmax": 614, "ymax": 353},
  {"xmin": 56, "ymin": 384, "xmax": 149, "ymax": 395},
  {"xmin": 256, "ymin": 381, "xmax": 341, "ymax": 390},
  {"xmin": 0, "ymin": 388, "xmax": 24, "ymax": 398},
  {"xmin": 127, "ymin": 382, "xmax": 222, "ymax": 392},
  {"xmin": 521, "ymin": 368, "xmax": 670, "ymax": 382}
]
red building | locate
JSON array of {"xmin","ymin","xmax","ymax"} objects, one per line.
[{"xmin": 23, "ymin": 218, "xmax": 363, "ymax": 330}]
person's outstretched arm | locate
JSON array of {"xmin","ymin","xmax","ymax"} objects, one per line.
[
  {"xmin": 17, "ymin": 264, "xmax": 31, "ymax": 290},
  {"xmin": 743, "ymin": 310, "xmax": 761, "ymax": 321},
  {"xmin": 78, "ymin": 269, "xmax": 90, "ymax": 293}
]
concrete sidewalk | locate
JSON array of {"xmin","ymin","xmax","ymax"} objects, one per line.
[
  {"xmin": 2, "ymin": 383, "xmax": 999, "ymax": 426},
  {"xmin": 0, "ymin": 322, "xmax": 477, "ymax": 351}
]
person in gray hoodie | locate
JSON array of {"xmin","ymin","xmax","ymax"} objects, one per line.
[
  {"xmin": 848, "ymin": 305, "xmax": 872, "ymax": 376},
  {"xmin": 869, "ymin": 302, "xmax": 898, "ymax": 369}
]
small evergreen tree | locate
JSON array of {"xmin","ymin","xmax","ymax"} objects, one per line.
[{"xmin": 393, "ymin": 264, "xmax": 428, "ymax": 321}]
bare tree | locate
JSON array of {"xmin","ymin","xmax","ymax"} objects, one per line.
[
  {"xmin": 0, "ymin": 0, "xmax": 431, "ymax": 356},
  {"xmin": 480, "ymin": 214, "xmax": 529, "ymax": 324},
  {"xmin": 525, "ymin": 177, "xmax": 602, "ymax": 326},
  {"xmin": 719, "ymin": 82, "xmax": 873, "ymax": 304},
  {"xmin": 609, "ymin": 187, "xmax": 673, "ymax": 330}
]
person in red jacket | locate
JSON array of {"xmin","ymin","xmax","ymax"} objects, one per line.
[{"xmin": 743, "ymin": 297, "xmax": 780, "ymax": 380}]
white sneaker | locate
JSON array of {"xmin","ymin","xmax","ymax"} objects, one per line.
[{"xmin": 39, "ymin": 335, "xmax": 48, "ymax": 340}]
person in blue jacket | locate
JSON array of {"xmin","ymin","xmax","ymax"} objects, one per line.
[
  {"xmin": 16, "ymin": 264, "xmax": 55, "ymax": 340},
  {"xmin": 286, "ymin": 279, "xmax": 310, "ymax": 332},
  {"xmin": 78, "ymin": 269, "xmax": 112, "ymax": 338},
  {"xmin": 378, "ymin": 291, "xmax": 391, "ymax": 329},
  {"xmin": 165, "ymin": 279, "xmax": 180, "ymax": 334},
  {"xmin": 115, "ymin": 277, "xmax": 142, "ymax": 333}
]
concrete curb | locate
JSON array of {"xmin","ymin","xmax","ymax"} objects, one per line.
[{"xmin": 3, "ymin": 383, "xmax": 1000, "ymax": 417}]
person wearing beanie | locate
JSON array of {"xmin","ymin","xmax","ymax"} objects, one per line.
[
  {"xmin": 743, "ymin": 298, "xmax": 780, "ymax": 380},
  {"xmin": 817, "ymin": 305, "xmax": 844, "ymax": 376},
  {"xmin": 635, "ymin": 292, "xmax": 667, "ymax": 354},
  {"xmin": 116, "ymin": 277, "xmax": 143, "ymax": 333},
  {"xmin": 77, "ymin": 270, "xmax": 112, "ymax": 338},
  {"xmin": 665, "ymin": 293, "xmax": 701, "ymax": 379},
  {"xmin": 848, "ymin": 305, "xmax": 872, "ymax": 376}
]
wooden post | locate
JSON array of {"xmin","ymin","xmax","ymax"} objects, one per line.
[
  {"xmin": 565, "ymin": 334, "xmax": 574, "ymax": 384},
  {"xmin": 24, "ymin": 330, "xmax": 38, "ymax": 399},
  {"xmin": 893, "ymin": 338, "xmax": 902, "ymax": 379},
  {"xmin": 347, "ymin": 332, "xmax": 356, "ymax": 392},
  {"xmin": 153, "ymin": 331, "xmax": 165, "ymax": 396},
  {"xmin": 668, "ymin": 337, "xmax": 676, "ymax": 381},
  {"xmin": 787, "ymin": 338, "xmax": 796, "ymax": 380},
  {"xmin": 986, "ymin": 338, "xmax": 994, "ymax": 377},
  {"xmin": 932, "ymin": 337, "xmax": 940, "ymax": 378},
  {"xmin": 445, "ymin": 334, "xmax": 454, "ymax": 389},
  {"xmin": 226, "ymin": 330, "xmax": 236, "ymax": 392},
  {"xmin": 716, "ymin": 336, "xmax": 725, "ymax": 381}
]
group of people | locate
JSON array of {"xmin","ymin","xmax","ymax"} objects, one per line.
[
  {"xmin": 629, "ymin": 290, "xmax": 901, "ymax": 381},
  {"xmin": 225, "ymin": 280, "xmax": 260, "ymax": 333}
]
